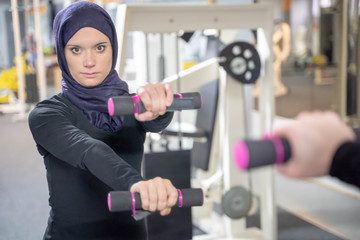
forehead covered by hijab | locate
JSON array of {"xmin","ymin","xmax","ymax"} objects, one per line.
[{"xmin": 53, "ymin": 1, "xmax": 118, "ymax": 71}]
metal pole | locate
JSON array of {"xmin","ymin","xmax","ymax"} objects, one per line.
[
  {"xmin": 175, "ymin": 34, "xmax": 183, "ymax": 149},
  {"xmin": 34, "ymin": 0, "xmax": 47, "ymax": 101},
  {"xmin": 337, "ymin": 0, "xmax": 348, "ymax": 120},
  {"xmin": 145, "ymin": 33, "xmax": 153, "ymax": 151},
  {"xmin": 11, "ymin": 0, "xmax": 26, "ymax": 117},
  {"xmin": 356, "ymin": 0, "xmax": 360, "ymax": 125}
]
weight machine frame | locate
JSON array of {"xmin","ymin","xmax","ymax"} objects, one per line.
[{"xmin": 115, "ymin": 3, "xmax": 275, "ymax": 239}]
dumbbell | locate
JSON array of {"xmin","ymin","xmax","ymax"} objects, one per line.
[
  {"xmin": 108, "ymin": 92, "xmax": 202, "ymax": 116},
  {"xmin": 233, "ymin": 137, "xmax": 291, "ymax": 170},
  {"xmin": 108, "ymin": 188, "xmax": 204, "ymax": 220}
]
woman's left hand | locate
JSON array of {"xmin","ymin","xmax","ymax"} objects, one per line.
[{"xmin": 135, "ymin": 83, "xmax": 174, "ymax": 122}]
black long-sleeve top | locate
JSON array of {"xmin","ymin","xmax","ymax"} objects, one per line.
[
  {"xmin": 28, "ymin": 93, "xmax": 173, "ymax": 240},
  {"xmin": 330, "ymin": 142, "xmax": 360, "ymax": 188}
]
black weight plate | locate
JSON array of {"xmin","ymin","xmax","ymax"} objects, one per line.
[
  {"xmin": 218, "ymin": 41, "xmax": 261, "ymax": 84},
  {"xmin": 221, "ymin": 186, "xmax": 252, "ymax": 219}
]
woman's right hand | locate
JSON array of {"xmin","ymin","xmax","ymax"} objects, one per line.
[{"xmin": 130, "ymin": 177, "xmax": 178, "ymax": 216}]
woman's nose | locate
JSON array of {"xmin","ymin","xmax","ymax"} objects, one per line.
[{"xmin": 83, "ymin": 51, "xmax": 95, "ymax": 68}]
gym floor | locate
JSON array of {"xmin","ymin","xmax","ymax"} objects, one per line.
[{"xmin": 0, "ymin": 69, "xmax": 359, "ymax": 240}]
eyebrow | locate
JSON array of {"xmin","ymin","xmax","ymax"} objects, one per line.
[
  {"xmin": 66, "ymin": 41, "xmax": 110, "ymax": 48},
  {"xmin": 95, "ymin": 42, "xmax": 109, "ymax": 46}
]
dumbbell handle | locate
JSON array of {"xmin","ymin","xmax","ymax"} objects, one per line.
[
  {"xmin": 108, "ymin": 92, "xmax": 202, "ymax": 116},
  {"xmin": 233, "ymin": 137, "xmax": 291, "ymax": 170},
  {"xmin": 108, "ymin": 188, "xmax": 204, "ymax": 214}
]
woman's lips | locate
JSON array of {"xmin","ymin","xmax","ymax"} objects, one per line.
[{"xmin": 82, "ymin": 72, "xmax": 99, "ymax": 78}]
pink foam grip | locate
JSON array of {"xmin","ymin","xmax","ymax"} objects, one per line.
[
  {"xmin": 233, "ymin": 141, "xmax": 249, "ymax": 170},
  {"xmin": 108, "ymin": 98, "xmax": 114, "ymax": 116},
  {"xmin": 131, "ymin": 192, "xmax": 136, "ymax": 216},
  {"xmin": 107, "ymin": 193, "xmax": 111, "ymax": 211},
  {"xmin": 271, "ymin": 137, "xmax": 285, "ymax": 164},
  {"xmin": 177, "ymin": 93, "xmax": 183, "ymax": 99},
  {"xmin": 263, "ymin": 132, "xmax": 272, "ymax": 139},
  {"xmin": 132, "ymin": 96, "xmax": 140, "ymax": 114},
  {"xmin": 177, "ymin": 189, "xmax": 183, "ymax": 207}
]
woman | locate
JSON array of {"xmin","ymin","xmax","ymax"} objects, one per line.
[{"xmin": 28, "ymin": 1, "xmax": 178, "ymax": 239}]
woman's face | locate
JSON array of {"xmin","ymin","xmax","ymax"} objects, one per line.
[{"xmin": 65, "ymin": 27, "xmax": 112, "ymax": 87}]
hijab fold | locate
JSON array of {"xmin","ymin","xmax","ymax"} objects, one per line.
[{"xmin": 53, "ymin": 1, "xmax": 128, "ymax": 132}]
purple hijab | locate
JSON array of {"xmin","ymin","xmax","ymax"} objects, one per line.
[{"xmin": 53, "ymin": 1, "xmax": 128, "ymax": 132}]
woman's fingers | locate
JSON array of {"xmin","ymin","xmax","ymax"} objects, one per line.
[
  {"xmin": 160, "ymin": 208, "xmax": 172, "ymax": 216},
  {"xmin": 165, "ymin": 179, "xmax": 178, "ymax": 207},
  {"xmin": 135, "ymin": 83, "xmax": 174, "ymax": 121},
  {"xmin": 164, "ymin": 83, "xmax": 174, "ymax": 107}
]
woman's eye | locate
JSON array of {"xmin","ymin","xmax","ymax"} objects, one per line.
[
  {"xmin": 71, "ymin": 47, "xmax": 80, "ymax": 54},
  {"xmin": 96, "ymin": 45, "xmax": 105, "ymax": 52}
]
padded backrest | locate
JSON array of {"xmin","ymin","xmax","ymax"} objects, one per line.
[{"xmin": 191, "ymin": 79, "xmax": 219, "ymax": 171}]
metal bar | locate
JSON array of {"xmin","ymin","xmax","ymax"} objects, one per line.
[
  {"xmin": 10, "ymin": 0, "xmax": 26, "ymax": 117},
  {"xmin": 34, "ymin": 0, "xmax": 47, "ymax": 101}
]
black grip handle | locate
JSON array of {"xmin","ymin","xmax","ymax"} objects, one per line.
[
  {"xmin": 233, "ymin": 137, "xmax": 291, "ymax": 169},
  {"xmin": 108, "ymin": 92, "xmax": 202, "ymax": 116},
  {"xmin": 108, "ymin": 188, "xmax": 204, "ymax": 212}
]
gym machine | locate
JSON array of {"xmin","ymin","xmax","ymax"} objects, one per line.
[{"xmin": 115, "ymin": 3, "xmax": 276, "ymax": 239}]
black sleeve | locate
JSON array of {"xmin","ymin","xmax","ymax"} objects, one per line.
[
  {"xmin": 28, "ymin": 103, "xmax": 144, "ymax": 191},
  {"xmin": 330, "ymin": 141, "xmax": 360, "ymax": 188},
  {"xmin": 141, "ymin": 112, "xmax": 174, "ymax": 133}
]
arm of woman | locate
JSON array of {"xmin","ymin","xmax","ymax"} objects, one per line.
[
  {"xmin": 330, "ymin": 142, "xmax": 360, "ymax": 188},
  {"xmin": 141, "ymin": 111, "xmax": 174, "ymax": 133},
  {"xmin": 28, "ymin": 101, "xmax": 144, "ymax": 191}
]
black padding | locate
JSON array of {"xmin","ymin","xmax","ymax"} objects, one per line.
[
  {"xmin": 191, "ymin": 80, "xmax": 219, "ymax": 170},
  {"xmin": 110, "ymin": 96, "xmax": 135, "ymax": 115},
  {"xmin": 242, "ymin": 138, "xmax": 291, "ymax": 169},
  {"xmin": 246, "ymin": 139, "xmax": 277, "ymax": 168},
  {"xmin": 109, "ymin": 191, "xmax": 141, "ymax": 212},
  {"xmin": 180, "ymin": 92, "xmax": 202, "ymax": 109},
  {"xmin": 180, "ymin": 188, "xmax": 203, "ymax": 207},
  {"xmin": 347, "ymin": 71, "xmax": 357, "ymax": 115},
  {"xmin": 108, "ymin": 188, "xmax": 203, "ymax": 212},
  {"xmin": 143, "ymin": 150, "xmax": 192, "ymax": 240},
  {"xmin": 109, "ymin": 92, "xmax": 202, "ymax": 115},
  {"xmin": 159, "ymin": 81, "xmax": 218, "ymax": 171}
]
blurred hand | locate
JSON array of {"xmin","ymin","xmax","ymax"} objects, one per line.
[
  {"xmin": 273, "ymin": 111, "xmax": 355, "ymax": 178},
  {"xmin": 135, "ymin": 83, "xmax": 173, "ymax": 122},
  {"xmin": 130, "ymin": 177, "xmax": 178, "ymax": 216}
]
